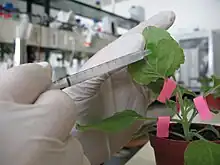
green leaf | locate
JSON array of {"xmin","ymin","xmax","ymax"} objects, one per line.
[
  {"xmin": 210, "ymin": 109, "xmax": 220, "ymax": 114},
  {"xmin": 127, "ymin": 59, "xmax": 160, "ymax": 85},
  {"xmin": 204, "ymin": 75, "xmax": 220, "ymax": 97},
  {"xmin": 76, "ymin": 110, "xmax": 143, "ymax": 133},
  {"xmin": 212, "ymin": 75, "xmax": 220, "ymax": 86},
  {"xmin": 142, "ymin": 26, "xmax": 172, "ymax": 47},
  {"xmin": 183, "ymin": 97, "xmax": 194, "ymax": 110},
  {"xmin": 198, "ymin": 76, "xmax": 212, "ymax": 93},
  {"xmin": 166, "ymin": 99, "xmax": 176, "ymax": 109},
  {"xmin": 211, "ymin": 75, "xmax": 220, "ymax": 98},
  {"xmin": 147, "ymin": 78, "xmax": 164, "ymax": 98},
  {"xmin": 184, "ymin": 140, "xmax": 220, "ymax": 165},
  {"xmin": 165, "ymin": 99, "xmax": 177, "ymax": 117},
  {"xmin": 172, "ymin": 85, "xmax": 196, "ymax": 98},
  {"xmin": 178, "ymin": 85, "xmax": 197, "ymax": 97},
  {"xmin": 128, "ymin": 27, "xmax": 185, "ymax": 85}
]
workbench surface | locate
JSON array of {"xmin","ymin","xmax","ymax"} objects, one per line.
[{"xmin": 125, "ymin": 142, "xmax": 156, "ymax": 165}]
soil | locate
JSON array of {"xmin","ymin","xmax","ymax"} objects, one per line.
[{"xmin": 150, "ymin": 123, "xmax": 220, "ymax": 141}]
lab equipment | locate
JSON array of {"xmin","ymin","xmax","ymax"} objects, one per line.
[
  {"xmin": 95, "ymin": 0, "xmax": 101, "ymax": 8},
  {"xmin": 50, "ymin": 10, "xmax": 75, "ymax": 29},
  {"xmin": 173, "ymin": 30, "xmax": 220, "ymax": 92},
  {"xmin": 51, "ymin": 49, "xmax": 151, "ymax": 89},
  {"xmin": 13, "ymin": 38, "xmax": 27, "ymax": 66},
  {"xmin": 101, "ymin": 16, "xmax": 118, "ymax": 35},
  {"xmin": 84, "ymin": 27, "xmax": 94, "ymax": 47},
  {"xmin": 129, "ymin": 6, "xmax": 145, "ymax": 22},
  {"xmin": 13, "ymin": 14, "xmax": 30, "ymax": 66}
]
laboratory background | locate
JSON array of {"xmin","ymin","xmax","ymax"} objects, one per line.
[{"xmin": 0, "ymin": 0, "xmax": 220, "ymax": 165}]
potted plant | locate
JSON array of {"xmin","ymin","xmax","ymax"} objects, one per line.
[
  {"xmin": 199, "ymin": 76, "xmax": 220, "ymax": 110},
  {"xmin": 76, "ymin": 26, "xmax": 220, "ymax": 165}
]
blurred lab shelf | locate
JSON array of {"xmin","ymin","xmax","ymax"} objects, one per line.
[
  {"xmin": 20, "ymin": 0, "xmax": 139, "ymax": 30},
  {"xmin": 172, "ymin": 30, "xmax": 220, "ymax": 92},
  {"xmin": 0, "ymin": 18, "xmax": 117, "ymax": 53}
]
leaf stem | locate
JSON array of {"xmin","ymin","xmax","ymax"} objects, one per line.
[
  {"xmin": 176, "ymin": 86, "xmax": 191, "ymax": 141},
  {"xmin": 176, "ymin": 112, "xmax": 182, "ymax": 120},
  {"xmin": 190, "ymin": 132, "xmax": 208, "ymax": 141},
  {"xmin": 188, "ymin": 109, "xmax": 198, "ymax": 125},
  {"xmin": 170, "ymin": 131, "xmax": 186, "ymax": 140},
  {"xmin": 204, "ymin": 84, "xmax": 220, "ymax": 97}
]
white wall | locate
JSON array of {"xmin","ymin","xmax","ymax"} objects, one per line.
[{"xmin": 103, "ymin": 0, "xmax": 220, "ymax": 34}]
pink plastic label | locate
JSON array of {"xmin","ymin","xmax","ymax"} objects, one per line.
[
  {"xmin": 193, "ymin": 96, "xmax": 212, "ymax": 121},
  {"xmin": 157, "ymin": 116, "xmax": 170, "ymax": 138},
  {"xmin": 157, "ymin": 79, "xmax": 176, "ymax": 103}
]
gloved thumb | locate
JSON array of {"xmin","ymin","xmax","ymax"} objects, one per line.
[
  {"xmin": 32, "ymin": 91, "xmax": 91, "ymax": 165},
  {"xmin": 31, "ymin": 134, "xmax": 90, "ymax": 165},
  {"xmin": 34, "ymin": 89, "xmax": 77, "ymax": 141},
  {"xmin": 0, "ymin": 62, "xmax": 52, "ymax": 104}
]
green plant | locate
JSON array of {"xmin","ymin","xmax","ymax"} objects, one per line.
[{"xmin": 76, "ymin": 26, "xmax": 220, "ymax": 164}]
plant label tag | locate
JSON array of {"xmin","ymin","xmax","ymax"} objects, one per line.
[
  {"xmin": 193, "ymin": 96, "xmax": 212, "ymax": 121},
  {"xmin": 157, "ymin": 116, "xmax": 170, "ymax": 138},
  {"xmin": 157, "ymin": 79, "xmax": 176, "ymax": 103}
]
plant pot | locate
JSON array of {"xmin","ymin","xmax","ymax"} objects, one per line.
[
  {"xmin": 149, "ymin": 123, "xmax": 220, "ymax": 165},
  {"xmin": 206, "ymin": 94, "xmax": 220, "ymax": 110}
]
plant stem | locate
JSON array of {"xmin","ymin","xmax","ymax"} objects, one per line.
[
  {"xmin": 188, "ymin": 109, "xmax": 198, "ymax": 125},
  {"xmin": 176, "ymin": 86, "xmax": 191, "ymax": 141},
  {"xmin": 176, "ymin": 112, "xmax": 182, "ymax": 120},
  {"xmin": 182, "ymin": 121, "xmax": 191, "ymax": 141},
  {"xmin": 170, "ymin": 131, "xmax": 186, "ymax": 140},
  {"xmin": 170, "ymin": 75, "xmax": 192, "ymax": 141},
  {"xmin": 204, "ymin": 84, "xmax": 220, "ymax": 97}
]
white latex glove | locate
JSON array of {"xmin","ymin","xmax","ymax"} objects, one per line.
[
  {"xmin": 64, "ymin": 11, "xmax": 176, "ymax": 165},
  {"xmin": 0, "ymin": 63, "xmax": 90, "ymax": 165}
]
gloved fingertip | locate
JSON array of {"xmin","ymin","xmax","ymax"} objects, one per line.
[
  {"xmin": 36, "ymin": 62, "xmax": 52, "ymax": 79},
  {"xmin": 0, "ymin": 63, "xmax": 52, "ymax": 104},
  {"xmin": 169, "ymin": 11, "xmax": 176, "ymax": 23},
  {"xmin": 35, "ymin": 90, "xmax": 77, "ymax": 140},
  {"xmin": 36, "ymin": 61, "xmax": 49, "ymax": 67},
  {"xmin": 118, "ymin": 33, "xmax": 145, "ymax": 52},
  {"xmin": 128, "ymin": 11, "xmax": 176, "ymax": 35},
  {"xmin": 146, "ymin": 10, "xmax": 176, "ymax": 29}
]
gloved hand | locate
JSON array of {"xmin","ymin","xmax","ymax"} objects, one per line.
[
  {"xmin": 64, "ymin": 11, "xmax": 176, "ymax": 165},
  {"xmin": 0, "ymin": 63, "xmax": 90, "ymax": 165}
]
